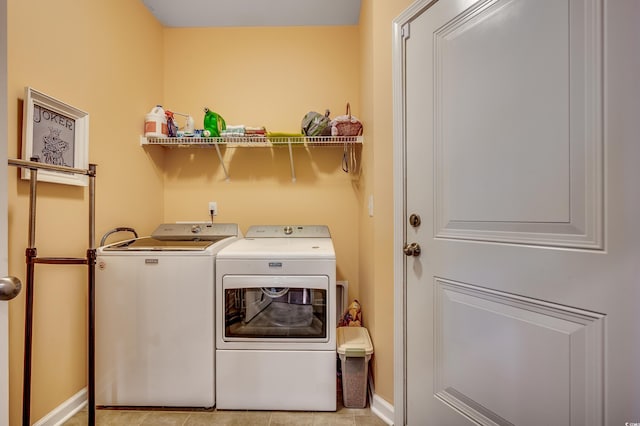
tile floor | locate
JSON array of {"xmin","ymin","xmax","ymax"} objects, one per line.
[{"xmin": 63, "ymin": 394, "xmax": 388, "ymax": 426}]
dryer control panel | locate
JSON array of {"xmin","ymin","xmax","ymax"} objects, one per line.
[{"xmin": 246, "ymin": 225, "xmax": 331, "ymax": 238}]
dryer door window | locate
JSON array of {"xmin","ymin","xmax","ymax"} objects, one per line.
[{"xmin": 223, "ymin": 275, "xmax": 328, "ymax": 340}]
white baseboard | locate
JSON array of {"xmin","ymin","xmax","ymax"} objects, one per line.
[
  {"xmin": 34, "ymin": 376, "xmax": 394, "ymax": 425},
  {"xmin": 368, "ymin": 369, "xmax": 395, "ymax": 425},
  {"xmin": 33, "ymin": 387, "xmax": 87, "ymax": 426}
]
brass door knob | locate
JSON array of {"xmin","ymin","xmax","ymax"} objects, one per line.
[{"xmin": 403, "ymin": 243, "xmax": 421, "ymax": 257}]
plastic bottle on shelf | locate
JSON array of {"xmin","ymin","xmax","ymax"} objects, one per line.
[
  {"xmin": 203, "ymin": 107, "xmax": 226, "ymax": 138},
  {"xmin": 183, "ymin": 115, "xmax": 195, "ymax": 135},
  {"xmin": 165, "ymin": 110, "xmax": 178, "ymax": 137},
  {"xmin": 144, "ymin": 105, "xmax": 168, "ymax": 138}
]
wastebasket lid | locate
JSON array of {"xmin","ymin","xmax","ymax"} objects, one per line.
[{"xmin": 337, "ymin": 326, "xmax": 373, "ymax": 356}]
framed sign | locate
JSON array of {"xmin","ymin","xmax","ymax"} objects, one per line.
[{"xmin": 21, "ymin": 87, "xmax": 89, "ymax": 186}]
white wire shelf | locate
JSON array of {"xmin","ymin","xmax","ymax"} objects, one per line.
[
  {"xmin": 140, "ymin": 135, "xmax": 362, "ymax": 182},
  {"xmin": 140, "ymin": 135, "xmax": 363, "ymax": 147}
]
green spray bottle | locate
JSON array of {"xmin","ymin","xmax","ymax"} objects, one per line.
[{"xmin": 203, "ymin": 107, "xmax": 226, "ymax": 138}]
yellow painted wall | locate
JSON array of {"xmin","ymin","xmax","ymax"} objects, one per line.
[
  {"xmin": 7, "ymin": 0, "xmax": 164, "ymax": 423},
  {"xmin": 161, "ymin": 26, "xmax": 362, "ymax": 293},
  {"xmin": 5, "ymin": 1, "xmax": 416, "ymax": 422},
  {"xmin": 356, "ymin": 0, "xmax": 378, "ymax": 400},
  {"xmin": 358, "ymin": 0, "xmax": 413, "ymax": 405}
]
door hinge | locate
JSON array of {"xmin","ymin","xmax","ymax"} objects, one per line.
[{"xmin": 401, "ymin": 23, "xmax": 410, "ymax": 40}]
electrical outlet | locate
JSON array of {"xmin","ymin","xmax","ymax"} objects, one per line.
[{"xmin": 208, "ymin": 201, "xmax": 218, "ymax": 216}]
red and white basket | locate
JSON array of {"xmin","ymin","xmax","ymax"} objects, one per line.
[{"xmin": 331, "ymin": 103, "xmax": 363, "ymax": 136}]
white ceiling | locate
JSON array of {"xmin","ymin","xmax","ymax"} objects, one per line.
[{"xmin": 141, "ymin": 0, "xmax": 362, "ymax": 27}]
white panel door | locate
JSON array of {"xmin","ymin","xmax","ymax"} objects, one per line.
[
  {"xmin": 1, "ymin": 0, "xmax": 9, "ymax": 423},
  {"xmin": 394, "ymin": 0, "xmax": 640, "ymax": 424}
]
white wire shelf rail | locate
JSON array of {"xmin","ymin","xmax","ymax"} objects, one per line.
[{"xmin": 140, "ymin": 135, "xmax": 363, "ymax": 147}]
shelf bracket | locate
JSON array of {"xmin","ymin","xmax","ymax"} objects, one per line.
[
  {"xmin": 287, "ymin": 140, "xmax": 296, "ymax": 182},
  {"xmin": 213, "ymin": 143, "xmax": 230, "ymax": 181}
]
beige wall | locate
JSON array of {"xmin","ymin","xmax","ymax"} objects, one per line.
[
  {"xmin": 161, "ymin": 26, "xmax": 362, "ymax": 294},
  {"xmin": 6, "ymin": 0, "xmax": 414, "ymax": 422},
  {"xmin": 7, "ymin": 0, "xmax": 165, "ymax": 423}
]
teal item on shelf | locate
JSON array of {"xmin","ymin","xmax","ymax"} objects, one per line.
[{"xmin": 203, "ymin": 107, "xmax": 226, "ymax": 138}]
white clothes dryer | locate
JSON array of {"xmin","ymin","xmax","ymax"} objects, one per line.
[
  {"xmin": 215, "ymin": 225, "xmax": 337, "ymax": 411},
  {"xmin": 95, "ymin": 223, "xmax": 241, "ymax": 408}
]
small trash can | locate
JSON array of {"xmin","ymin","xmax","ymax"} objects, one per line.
[{"xmin": 337, "ymin": 326, "xmax": 374, "ymax": 408}]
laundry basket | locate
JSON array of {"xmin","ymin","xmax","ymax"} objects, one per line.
[{"xmin": 337, "ymin": 326, "xmax": 373, "ymax": 408}]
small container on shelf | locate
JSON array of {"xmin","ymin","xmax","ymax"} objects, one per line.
[{"xmin": 144, "ymin": 105, "xmax": 168, "ymax": 138}]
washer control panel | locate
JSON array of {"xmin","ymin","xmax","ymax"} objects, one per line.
[{"xmin": 151, "ymin": 223, "xmax": 240, "ymax": 240}]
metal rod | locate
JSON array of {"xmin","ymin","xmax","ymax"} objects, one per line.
[
  {"xmin": 22, "ymin": 165, "xmax": 38, "ymax": 425},
  {"xmin": 22, "ymin": 163, "xmax": 38, "ymax": 426},
  {"xmin": 87, "ymin": 249, "xmax": 96, "ymax": 426},
  {"xmin": 33, "ymin": 258, "xmax": 87, "ymax": 265},
  {"xmin": 27, "ymin": 168, "xmax": 37, "ymax": 249},
  {"xmin": 8, "ymin": 158, "xmax": 93, "ymax": 175},
  {"xmin": 89, "ymin": 164, "xmax": 96, "ymax": 249},
  {"xmin": 22, "ymin": 250, "xmax": 35, "ymax": 426},
  {"xmin": 87, "ymin": 164, "xmax": 97, "ymax": 426}
]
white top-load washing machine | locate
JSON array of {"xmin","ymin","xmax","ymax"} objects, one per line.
[
  {"xmin": 95, "ymin": 223, "xmax": 241, "ymax": 408},
  {"xmin": 215, "ymin": 225, "xmax": 337, "ymax": 411}
]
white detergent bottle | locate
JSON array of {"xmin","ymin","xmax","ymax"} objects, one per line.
[
  {"xmin": 144, "ymin": 105, "xmax": 168, "ymax": 138},
  {"xmin": 183, "ymin": 115, "xmax": 195, "ymax": 135}
]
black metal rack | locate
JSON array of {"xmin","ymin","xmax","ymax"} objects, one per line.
[{"xmin": 7, "ymin": 158, "xmax": 97, "ymax": 426}]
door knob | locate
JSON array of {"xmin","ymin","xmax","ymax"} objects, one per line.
[
  {"xmin": 0, "ymin": 276, "xmax": 22, "ymax": 301},
  {"xmin": 403, "ymin": 243, "xmax": 421, "ymax": 257}
]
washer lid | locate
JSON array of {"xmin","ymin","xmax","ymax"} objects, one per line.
[{"xmin": 102, "ymin": 237, "xmax": 215, "ymax": 251}]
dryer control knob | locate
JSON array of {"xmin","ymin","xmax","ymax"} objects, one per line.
[
  {"xmin": 283, "ymin": 226, "xmax": 293, "ymax": 235},
  {"xmin": 191, "ymin": 224, "xmax": 202, "ymax": 234}
]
